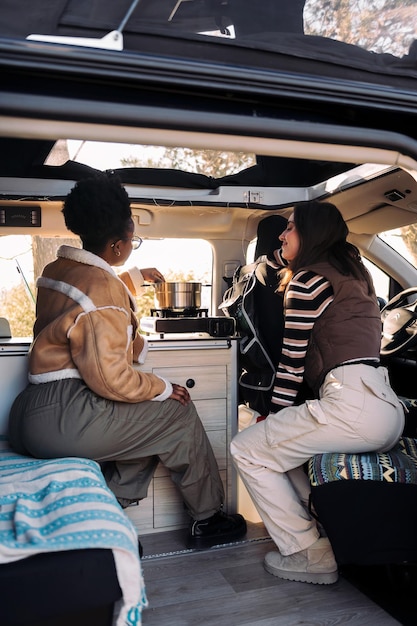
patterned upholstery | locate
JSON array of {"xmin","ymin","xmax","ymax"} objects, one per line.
[
  {"xmin": 307, "ymin": 437, "xmax": 417, "ymax": 565},
  {"xmin": 308, "ymin": 437, "xmax": 417, "ymax": 486}
]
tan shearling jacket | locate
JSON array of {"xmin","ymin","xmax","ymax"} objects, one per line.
[{"xmin": 29, "ymin": 245, "xmax": 172, "ymax": 403}]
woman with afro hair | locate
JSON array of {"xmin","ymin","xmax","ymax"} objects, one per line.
[{"xmin": 9, "ymin": 171, "xmax": 246, "ymax": 548}]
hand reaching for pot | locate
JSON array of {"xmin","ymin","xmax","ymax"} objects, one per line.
[{"xmin": 141, "ymin": 267, "xmax": 165, "ymax": 283}]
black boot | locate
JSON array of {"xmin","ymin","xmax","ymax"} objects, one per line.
[
  {"xmin": 189, "ymin": 511, "xmax": 247, "ymax": 549},
  {"xmin": 117, "ymin": 497, "xmax": 141, "ymax": 509}
]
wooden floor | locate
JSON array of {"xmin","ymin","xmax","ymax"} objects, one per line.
[{"xmin": 138, "ymin": 523, "xmax": 402, "ymax": 626}]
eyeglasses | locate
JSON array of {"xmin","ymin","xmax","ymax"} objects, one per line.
[
  {"xmin": 111, "ymin": 235, "xmax": 143, "ymax": 251},
  {"xmin": 130, "ymin": 236, "xmax": 143, "ymax": 250}
]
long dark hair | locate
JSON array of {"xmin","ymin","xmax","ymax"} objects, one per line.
[
  {"xmin": 279, "ymin": 201, "xmax": 374, "ymax": 293},
  {"xmin": 62, "ymin": 171, "xmax": 132, "ymax": 254}
]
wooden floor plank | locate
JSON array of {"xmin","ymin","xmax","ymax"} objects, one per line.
[{"xmin": 140, "ymin": 532, "xmax": 401, "ymax": 626}]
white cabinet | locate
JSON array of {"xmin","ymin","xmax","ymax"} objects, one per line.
[
  {"xmin": 126, "ymin": 337, "xmax": 239, "ymax": 535},
  {"xmin": 0, "ymin": 342, "xmax": 31, "ymax": 435}
]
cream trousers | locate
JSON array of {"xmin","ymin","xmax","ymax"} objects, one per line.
[{"xmin": 230, "ymin": 364, "xmax": 404, "ymax": 556}]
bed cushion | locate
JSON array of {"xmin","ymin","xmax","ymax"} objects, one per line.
[
  {"xmin": 0, "ymin": 437, "xmax": 147, "ymax": 625},
  {"xmin": 0, "ymin": 548, "xmax": 120, "ymax": 625}
]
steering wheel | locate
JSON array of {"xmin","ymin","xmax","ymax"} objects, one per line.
[{"xmin": 380, "ymin": 287, "xmax": 417, "ymax": 356}]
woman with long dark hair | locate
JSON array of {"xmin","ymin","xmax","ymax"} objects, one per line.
[{"xmin": 231, "ymin": 200, "xmax": 404, "ymax": 584}]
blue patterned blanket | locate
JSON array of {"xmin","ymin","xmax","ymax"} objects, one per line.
[{"xmin": 0, "ymin": 436, "xmax": 147, "ymax": 626}]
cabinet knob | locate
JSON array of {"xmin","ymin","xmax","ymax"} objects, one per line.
[{"xmin": 185, "ymin": 378, "xmax": 195, "ymax": 388}]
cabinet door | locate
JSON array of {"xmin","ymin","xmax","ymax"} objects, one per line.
[
  {"xmin": 153, "ymin": 469, "xmax": 228, "ymax": 530},
  {"xmin": 151, "ymin": 365, "xmax": 227, "ymax": 400},
  {"xmin": 127, "ymin": 342, "xmax": 238, "ymax": 534},
  {"xmin": 194, "ymin": 398, "xmax": 227, "ymax": 431}
]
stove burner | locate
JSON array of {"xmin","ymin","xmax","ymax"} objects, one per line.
[{"xmin": 151, "ymin": 307, "xmax": 208, "ymax": 318}]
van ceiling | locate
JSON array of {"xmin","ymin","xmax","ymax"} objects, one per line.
[{"xmin": 2, "ymin": 163, "xmax": 417, "ymax": 239}]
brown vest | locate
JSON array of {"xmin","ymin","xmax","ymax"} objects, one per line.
[{"xmin": 302, "ymin": 262, "xmax": 381, "ymax": 394}]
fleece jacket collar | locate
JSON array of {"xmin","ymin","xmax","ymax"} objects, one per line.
[{"xmin": 57, "ymin": 245, "xmax": 137, "ymax": 311}]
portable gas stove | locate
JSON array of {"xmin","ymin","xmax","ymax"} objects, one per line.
[{"xmin": 140, "ymin": 307, "xmax": 235, "ymax": 338}]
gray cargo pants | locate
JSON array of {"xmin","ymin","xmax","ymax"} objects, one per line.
[{"xmin": 8, "ymin": 378, "xmax": 224, "ymax": 520}]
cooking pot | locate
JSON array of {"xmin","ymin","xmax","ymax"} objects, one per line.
[{"xmin": 153, "ymin": 282, "xmax": 201, "ymax": 310}]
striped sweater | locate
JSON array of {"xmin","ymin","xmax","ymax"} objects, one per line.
[{"xmin": 271, "ymin": 270, "xmax": 333, "ymax": 410}]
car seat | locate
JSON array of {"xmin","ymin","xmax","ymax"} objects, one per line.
[{"xmin": 308, "ymin": 399, "xmax": 417, "ymax": 565}]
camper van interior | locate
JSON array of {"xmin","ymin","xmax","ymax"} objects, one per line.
[{"xmin": 1, "ymin": 1, "xmax": 417, "ymax": 625}]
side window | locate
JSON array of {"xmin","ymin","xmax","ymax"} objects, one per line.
[
  {"xmin": 119, "ymin": 238, "xmax": 213, "ymax": 317},
  {"xmin": 363, "ymin": 258, "xmax": 390, "ymax": 304},
  {"xmin": 0, "ymin": 235, "xmax": 213, "ymax": 336},
  {"xmin": 246, "ymin": 238, "xmax": 256, "ymax": 264},
  {"xmin": 0, "ymin": 235, "xmax": 35, "ymax": 337}
]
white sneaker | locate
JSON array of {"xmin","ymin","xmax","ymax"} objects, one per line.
[{"xmin": 264, "ymin": 537, "xmax": 338, "ymax": 585}]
